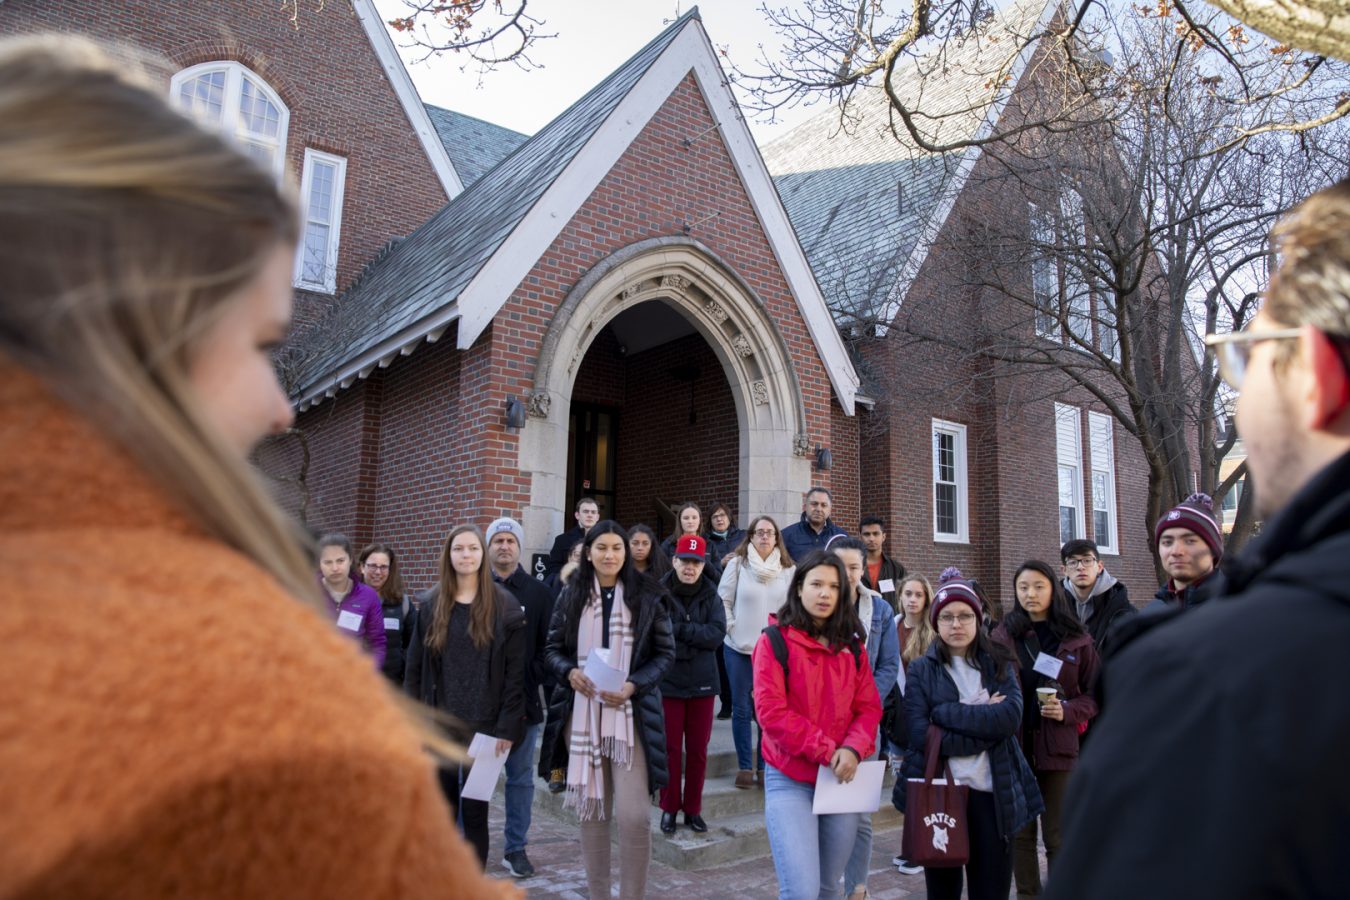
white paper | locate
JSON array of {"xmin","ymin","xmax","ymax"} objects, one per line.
[
  {"xmin": 812, "ymin": 760, "xmax": 887, "ymax": 815},
  {"xmin": 383, "ymin": 617, "xmax": 400, "ymax": 630},
  {"xmin": 336, "ymin": 610, "xmax": 363, "ymax": 632},
  {"xmin": 879, "ymin": 579, "xmax": 895, "ymax": 594},
  {"xmin": 1033, "ymin": 652, "xmax": 1064, "ymax": 680},
  {"xmin": 582, "ymin": 647, "xmax": 627, "ymax": 694},
  {"xmin": 461, "ymin": 732, "xmax": 510, "ymax": 801}
]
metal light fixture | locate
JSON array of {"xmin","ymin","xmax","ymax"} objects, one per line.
[
  {"xmin": 815, "ymin": 446, "xmax": 832, "ymax": 471},
  {"xmin": 505, "ymin": 397, "xmax": 527, "ymax": 431}
]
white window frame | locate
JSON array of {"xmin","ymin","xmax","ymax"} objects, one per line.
[
  {"xmin": 1060, "ymin": 191, "xmax": 1093, "ymax": 348},
  {"xmin": 1088, "ymin": 412, "xmax": 1119, "ymax": 555},
  {"xmin": 170, "ymin": 61, "xmax": 289, "ymax": 179},
  {"xmin": 1055, "ymin": 403, "xmax": 1086, "ymax": 545},
  {"xmin": 1029, "ymin": 202, "xmax": 1060, "ymax": 340},
  {"xmin": 932, "ymin": 419, "xmax": 969, "ymax": 543},
  {"xmin": 294, "ymin": 149, "xmax": 348, "ymax": 294}
]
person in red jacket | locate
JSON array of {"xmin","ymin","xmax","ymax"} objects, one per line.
[
  {"xmin": 992, "ymin": 560, "xmax": 1100, "ymax": 897},
  {"xmin": 753, "ymin": 550, "xmax": 883, "ymax": 900}
]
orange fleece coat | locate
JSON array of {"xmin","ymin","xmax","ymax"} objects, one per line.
[{"xmin": 0, "ymin": 368, "xmax": 521, "ymax": 900}]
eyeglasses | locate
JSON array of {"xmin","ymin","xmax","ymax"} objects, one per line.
[
  {"xmin": 753, "ymin": 529, "xmax": 776, "ymax": 538},
  {"xmin": 1064, "ymin": 558, "xmax": 1098, "ymax": 569},
  {"xmin": 1204, "ymin": 328, "xmax": 1302, "ymax": 390},
  {"xmin": 937, "ymin": 612, "xmax": 977, "ymax": 626},
  {"xmin": 363, "ymin": 563, "xmax": 390, "ymax": 572}
]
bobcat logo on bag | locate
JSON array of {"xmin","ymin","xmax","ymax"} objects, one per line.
[{"xmin": 925, "ymin": 812, "xmax": 958, "ymax": 854}]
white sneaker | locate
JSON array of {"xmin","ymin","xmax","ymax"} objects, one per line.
[{"xmin": 892, "ymin": 856, "xmax": 921, "ymax": 875}]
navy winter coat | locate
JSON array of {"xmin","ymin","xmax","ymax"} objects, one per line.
[
  {"xmin": 659, "ymin": 570, "xmax": 727, "ymax": 699},
  {"xmin": 780, "ymin": 513, "xmax": 847, "ymax": 562},
  {"xmin": 900, "ymin": 643, "xmax": 1044, "ymax": 842}
]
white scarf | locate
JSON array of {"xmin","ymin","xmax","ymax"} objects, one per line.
[{"xmin": 745, "ymin": 544, "xmax": 784, "ymax": 584}]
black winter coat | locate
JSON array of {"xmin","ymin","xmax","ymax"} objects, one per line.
[
  {"xmin": 495, "ymin": 566, "xmax": 556, "ymax": 725},
  {"xmin": 706, "ymin": 527, "xmax": 746, "ymax": 565},
  {"xmin": 899, "ymin": 643, "xmax": 1044, "ymax": 842},
  {"xmin": 403, "ymin": 586, "xmax": 528, "ymax": 744},
  {"xmin": 544, "ymin": 525, "xmax": 586, "ymax": 578},
  {"xmin": 1047, "ymin": 449, "xmax": 1350, "ymax": 900},
  {"xmin": 539, "ymin": 576, "xmax": 676, "ymax": 794},
  {"xmin": 658, "ymin": 571, "xmax": 726, "ymax": 699},
  {"xmin": 863, "ymin": 553, "xmax": 906, "ymax": 614},
  {"xmin": 1068, "ymin": 578, "xmax": 1135, "ymax": 658}
]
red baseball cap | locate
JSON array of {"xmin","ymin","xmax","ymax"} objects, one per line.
[{"xmin": 674, "ymin": 534, "xmax": 706, "ymax": 560}]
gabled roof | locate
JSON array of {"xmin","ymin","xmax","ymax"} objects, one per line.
[
  {"xmin": 763, "ymin": 0, "xmax": 1059, "ymax": 332},
  {"xmin": 350, "ymin": 0, "xmax": 464, "ymax": 198},
  {"xmin": 292, "ymin": 7, "xmax": 861, "ymax": 414},
  {"xmin": 424, "ymin": 105, "xmax": 529, "ymax": 187}
]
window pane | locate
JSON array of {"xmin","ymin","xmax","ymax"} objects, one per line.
[
  {"xmin": 301, "ymin": 224, "xmax": 329, "ymax": 282},
  {"xmin": 937, "ymin": 433, "xmax": 954, "ymax": 483},
  {"xmin": 239, "ymin": 77, "xmax": 282, "ymax": 138},
  {"xmin": 1092, "ymin": 472, "xmax": 1108, "ymax": 509},
  {"xmin": 936, "ymin": 483, "xmax": 957, "ymax": 535},
  {"xmin": 308, "ymin": 162, "xmax": 335, "ymax": 224},
  {"xmin": 1094, "ymin": 510, "xmax": 1110, "ymax": 546},
  {"xmin": 1058, "ymin": 465, "xmax": 1077, "ymax": 508},
  {"xmin": 1061, "ymin": 507, "xmax": 1077, "ymax": 544},
  {"xmin": 178, "ymin": 71, "xmax": 225, "ymax": 122}
]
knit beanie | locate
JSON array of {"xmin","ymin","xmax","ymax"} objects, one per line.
[
  {"xmin": 1154, "ymin": 493, "xmax": 1223, "ymax": 563},
  {"xmin": 930, "ymin": 566, "xmax": 983, "ymax": 627}
]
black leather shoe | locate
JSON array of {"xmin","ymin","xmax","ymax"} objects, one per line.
[
  {"xmin": 660, "ymin": 811, "xmax": 678, "ymax": 835},
  {"xmin": 685, "ymin": 813, "xmax": 708, "ymax": 833}
]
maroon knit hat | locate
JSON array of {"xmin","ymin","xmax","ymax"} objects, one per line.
[
  {"xmin": 1154, "ymin": 493, "xmax": 1223, "ymax": 563},
  {"xmin": 930, "ymin": 567, "xmax": 983, "ymax": 627}
]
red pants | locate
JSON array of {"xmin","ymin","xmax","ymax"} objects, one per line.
[{"xmin": 660, "ymin": 695, "xmax": 715, "ymax": 815}]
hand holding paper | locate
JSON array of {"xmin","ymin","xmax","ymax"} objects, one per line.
[
  {"xmin": 582, "ymin": 647, "xmax": 627, "ymax": 694},
  {"xmin": 461, "ymin": 732, "xmax": 511, "ymax": 801},
  {"xmin": 812, "ymin": 760, "xmax": 886, "ymax": 815}
]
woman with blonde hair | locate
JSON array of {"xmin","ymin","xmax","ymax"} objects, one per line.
[
  {"xmin": 717, "ymin": 514, "xmax": 795, "ymax": 788},
  {"xmin": 896, "ymin": 574, "xmax": 937, "ymax": 668},
  {"xmin": 0, "ymin": 35, "xmax": 518, "ymax": 898},
  {"xmin": 405, "ymin": 524, "xmax": 527, "ymax": 867}
]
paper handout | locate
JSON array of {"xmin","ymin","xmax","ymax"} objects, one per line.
[
  {"xmin": 582, "ymin": 647, "xmax": 628, "ymax": 694},
  {"xmin": 812, "ymin": 760, "xmax": 887, "ymax": 815},
  {"xmin": 461, "ymin": 732, "xmax": 510, "ymax": 801}
]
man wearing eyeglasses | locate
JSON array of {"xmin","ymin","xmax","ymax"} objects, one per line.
[
  {"xmin": 1048, "ymin": 179, "xmax": 1350, "ymax": 899},
  {"xmin": 1059, "ymin": 539, "xmax": 1133, "ymax": 658}
]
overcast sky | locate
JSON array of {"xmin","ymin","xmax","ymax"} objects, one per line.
[{"xmin": 371, "ymin": 0, "xmax": 827, "ymax": 145}]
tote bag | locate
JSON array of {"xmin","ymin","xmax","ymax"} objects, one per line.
[{"xmin": 901, "ymin": 725, "xmax": 970, "ymax": 868}]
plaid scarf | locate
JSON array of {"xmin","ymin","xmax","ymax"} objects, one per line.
[{"xmin": 565, "ymin": 578, "xmax": 637, "ymax": 820}]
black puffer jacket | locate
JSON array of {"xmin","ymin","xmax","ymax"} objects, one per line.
[
  {"xmin": 706, "ymin": 527, "xmax": 746, "ymax": 565},
  {"xmin": 658, "ymin": 570, "xmax": 726, "ymax": 699},
  {"xmin": 1048, "ymin": 449, "xmax": 1350, "ymax": 900},
  {"xmin": 539, "ymin": 575, "xmax": 676, "ymax": 794}
]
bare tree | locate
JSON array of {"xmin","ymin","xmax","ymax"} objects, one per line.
[
  {"xmin": 824, "ymin": 2, "xmax": 1347, "ymax": 568},
  {"xmin": 383, "ymin": 0, "xmax": 551, "ymax": 73}
]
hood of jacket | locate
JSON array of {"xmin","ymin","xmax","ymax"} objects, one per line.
[{"xmin": 1062, "ymin": 568, "xmax": 1119, "ymax": 603}]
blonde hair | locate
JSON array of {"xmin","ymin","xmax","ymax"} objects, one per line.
[
  {"xmin": 0, "ymin": 34, "xmax": 318, "ymax": 604},
  {"xmin": 0, "ymin": 34, "xmax": 466, "ymax": 760},
  {"xmin": 898, "ymin": 575, "xmax": 938, "ymax": 666},
  {"xmin": 1265, "ymin": 178, "xmax": 1350, "ymax": 336}
]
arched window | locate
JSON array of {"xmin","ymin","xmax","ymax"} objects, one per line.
[{"xmin": 170, "ymin": 62, "xmax": 289, "ymax": 177}]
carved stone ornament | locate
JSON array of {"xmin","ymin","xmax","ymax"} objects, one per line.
[
  {"xmin": 705, "ymin": 300, "xmax": 728, "ymax": 324},
  {"xmin": 621, "ymin": 281, "xmax": 646, "ymax": 300},
  {"xmin": 732, "ymin": 334, "xmax": 753, "ymax": 358},
  {"xmin": 793, "ymin": 434, "xmax": 811, "ymax": 457},
  {"xmin": 527, "ymin": 392, "xmax": 551, "ymax": 419},
  {"xmin": 752, "ymin": 380, "xmax": 769, "ymax": 406},
  {"xmin": 662, "ymin": 273, "xmax": 691, "ymax": 291}
]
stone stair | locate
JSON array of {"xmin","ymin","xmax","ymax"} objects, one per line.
[{"xmin": 526, "ymin": 717, "xmax": 903, "ymax": 871}]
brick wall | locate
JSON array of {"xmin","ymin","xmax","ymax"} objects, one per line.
[{"xmin": 0, "ymin": 0, "xmax": 450, "ymax": 315}]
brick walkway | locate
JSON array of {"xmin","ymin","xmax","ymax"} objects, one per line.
[{"xmin": 483, "ymin": 798, "xmax": 1043, "ymax": 898}]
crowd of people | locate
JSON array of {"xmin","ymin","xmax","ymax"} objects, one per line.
[{"xmin": 6, "ymin": 29, "xmax": 1350, "ymax": 900}]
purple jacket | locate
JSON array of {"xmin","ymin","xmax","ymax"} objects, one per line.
[{"xmin": 322, "ymin": 578, "xmax": 387, "ymax": 670}]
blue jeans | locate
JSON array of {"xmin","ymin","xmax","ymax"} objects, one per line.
[
  {"xmin": 723, "ymin": 646, "xmax": 760, "ymax": 772},
  {"xmin": 764, "ymin": 764, "xmax": 859, "ymax": 900},
  {"xmin": 842, "ymin": 745, "xmax": 879, "ymax": 894},
  {"xmin": 503, "ymin": 723, "xmax": 539, "ymax": 855}
]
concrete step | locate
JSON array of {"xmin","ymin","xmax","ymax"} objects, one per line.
[{"xmin": 531, "ymin": 763, "xmax": 903, "ymax": 871}]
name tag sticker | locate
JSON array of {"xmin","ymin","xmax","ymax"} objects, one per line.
[
  {"xmin": 1033, "ymin": 652, "xmax": 1064, "ymax": 680},
  {"xmin": 879, "ymin": 579, "xmax": 896, "ymax": 593},
  {"xmin": 384, "ymin": 617, "xmax": 400, "ymax": 630},
  {"xmin": 337, "ymin": 610, "xmax": 363, "ymax": 632}
]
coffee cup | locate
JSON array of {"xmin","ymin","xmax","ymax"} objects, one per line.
[{"xmin": 1036, "ymin": 687, "xmax": 1058, "ymax": 706}]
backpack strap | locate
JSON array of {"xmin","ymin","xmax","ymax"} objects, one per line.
[{"xmin": 764, "ymin": 624, "xmax": 790, "ymax": 682}]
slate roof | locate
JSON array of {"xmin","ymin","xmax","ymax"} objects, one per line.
[
  {"xmin": 762, "ymin": 0, "xmax": 1056, "ymax": 326},
  {"xmin": 423, "ymin": 105, "xmax": 529, "ymax": 187},
  {"xmin": 290, "ymin": 9, "xmax": 700, "ymax": 403}
]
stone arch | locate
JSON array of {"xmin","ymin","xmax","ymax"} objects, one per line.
[{"xmin": 519, "ymin": 237, "xmax": 814, "ymax": 550}]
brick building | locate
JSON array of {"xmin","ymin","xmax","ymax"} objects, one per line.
[{"xmin": 1, "ymin": 0, "xmax": 1171, "ymax": 602}]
